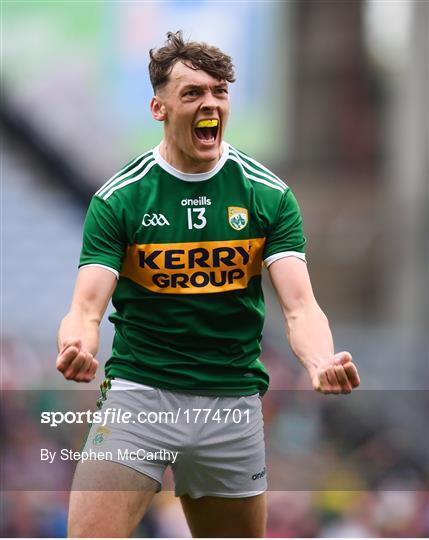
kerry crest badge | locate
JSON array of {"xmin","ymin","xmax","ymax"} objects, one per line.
[{"xmin": 228, "ymin": 207, "xmax": 248, "ymax": 231}]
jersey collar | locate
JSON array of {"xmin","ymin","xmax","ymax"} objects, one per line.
[{"xmin": 153, "ymin": 142, "xmax": 229, "ymax": 182}]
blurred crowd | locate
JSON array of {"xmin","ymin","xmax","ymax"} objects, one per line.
[{"xmin": 3, "ymin": 489, "xmax": 427, "ymax": 538}]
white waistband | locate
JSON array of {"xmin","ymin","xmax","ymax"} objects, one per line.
[{"xmin": 111, "ymin": 377, "xmax": 156, "ymax": 391}]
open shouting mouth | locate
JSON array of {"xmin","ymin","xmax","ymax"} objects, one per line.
[{"xmin": 194, "ymin": 119, "xmax": 219, "ymax": 144}]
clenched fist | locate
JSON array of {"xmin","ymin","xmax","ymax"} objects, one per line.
[
  {"xmin": 56, "ymin": 338, "xmax": 99, "ymax": 383},
  {"xmin": 310, "ymin": 351, "xmax": 360, "ymax": 394}
]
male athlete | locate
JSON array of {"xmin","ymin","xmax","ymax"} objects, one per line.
[{"xmin": 57, "ymin": 31, "xmax": 360, "ymax": 537}]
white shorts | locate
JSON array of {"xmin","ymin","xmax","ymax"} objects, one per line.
[{"xmin": 81, "ymin": 378, "xmax": 267, "ymax": 499}]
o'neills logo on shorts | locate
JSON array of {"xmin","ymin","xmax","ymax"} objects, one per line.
[{"xmin": 120, "ymin": 239, "xmax": 265, "ymax": 294}]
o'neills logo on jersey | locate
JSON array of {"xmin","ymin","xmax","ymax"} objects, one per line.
[
  {"xmin": 181, "ymin": 196, "xmax": 211, "ymax": 206},
  {"xmin": 120, "ymin": 239, "xmax": 265, "ymax": 294}
]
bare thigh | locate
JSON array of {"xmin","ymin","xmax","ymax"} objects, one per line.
[
  {"xmin": 68, "ymin": 460, "xmax": 159, "ymax": 538},
  {"xmin": 180, "ymin": 492, "xmax": 267, "ymax": 538}
]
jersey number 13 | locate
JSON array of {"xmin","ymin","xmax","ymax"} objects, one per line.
[{"xmin": 187, "ymin": 207, "xmax": 207, "ymax": 230}]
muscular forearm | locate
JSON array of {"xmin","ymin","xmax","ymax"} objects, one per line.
[
  {"xmin": 58, "ymin": 309, "xmax": 100, "ymax": 356},
  {"xmin": 285, "ymin": 302, "xmax": 359, "ymax": 394},
  {"xmin": 270, "ymin": 257, "xmax": 360, "ymax": 394},
  {"xmin": 285, "ymin": 303, "xmax": 334, "ymax": 378},
  {"xmin": 57, "ymin": 266, "xmax": 116, "ymax": 382}
]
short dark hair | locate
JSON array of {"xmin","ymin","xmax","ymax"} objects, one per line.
[{"xmin": 149, "ymin": 30, "xmax": 235, "ymax": 93}]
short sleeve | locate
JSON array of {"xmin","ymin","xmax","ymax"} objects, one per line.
[
  {"xmin": 263, "ymin": 189, "xmax": 306, "ymax": 267},
  {"xmin": 79, "ymin": 196, "xmax": 126, "ymax": 275}
]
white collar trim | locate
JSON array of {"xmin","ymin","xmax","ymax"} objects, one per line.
[{"xmin": 153, "ymin": 142, "xmax": 229, "ymax": 182}]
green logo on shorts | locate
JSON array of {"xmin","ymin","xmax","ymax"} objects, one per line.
[
  {"xmin": 92, "ymin": 426, "xmax": 110, "ymax": 446},
  {"xmin": 96, "ymin": 378, "xmax": 112, "ymax": 409}
]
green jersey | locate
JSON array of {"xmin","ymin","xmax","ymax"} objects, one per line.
[{"xmin": 79, "ymin": 143, "xmax": 306, "ymax": 396}]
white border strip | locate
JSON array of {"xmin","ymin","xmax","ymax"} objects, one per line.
[
  {"xmin": 228, "ymin": 155, "xmax": 285, "ymax": 193},
  {"xmin": 112, "ymin": 378, "xmax": 156, "ymax": 391},
  {"xmin": 98, "ymin": 155, "xmax": 155, "ymax": 198},
  {"xmin": 264, "ymin": 251, "xmax": 306, "ymax": 267},
  {"xmin": 95, "ymin": 150, "xmax": 153, "ymax": 196},
  {"xmin": 230, "ymin": 148, "xmax": 288, "ymax": 190},
  {"xmin": 103, "ymin": 160, "xmax": 157, "ymax": 199},
  {"xmin": 80, "ymin": 263, "xmax": 119, "ymax": 279},
  {"xmin": 185, "ymin": 489, "xmax": 266, "ymax": 499},
  {"xmin": 233, "ymin": 147, "xmax": 288, "ymax": 188}
]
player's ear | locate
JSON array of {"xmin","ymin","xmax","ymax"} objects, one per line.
[{"xmin": 150, "ymin": 96, "xmax": 167, "ymax": 122}]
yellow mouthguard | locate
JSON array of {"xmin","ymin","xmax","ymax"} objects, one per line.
[{"xmin": 196, "ymin": 119, "xmax": 219, "ymax": 128}]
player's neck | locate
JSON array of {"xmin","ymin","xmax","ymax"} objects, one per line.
[{"xmin": 159, "ymin": 140, "xmax": 223, "ymax": 174}]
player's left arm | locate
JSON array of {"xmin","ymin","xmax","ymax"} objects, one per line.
[{"xmin": 268, "ymin": 256, "xmax": 360, "ymax": 394}]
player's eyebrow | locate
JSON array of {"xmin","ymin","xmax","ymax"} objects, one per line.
[
  {"xmin": 180, "ymin": 84, "xmax": 204, "ymax": 92},
  {"xmin": 180, "ymin": 82, "xmax": 227, "ymax": 92}
]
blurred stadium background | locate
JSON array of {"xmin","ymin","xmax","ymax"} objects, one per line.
[{"xmin": 1, "ymin": 0, "xmax": 428, "ymax": 537}]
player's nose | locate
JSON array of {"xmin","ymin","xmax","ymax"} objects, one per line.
[{"xmin": 200, "ymin": 91, "xmax": 218, "ymax": 111}]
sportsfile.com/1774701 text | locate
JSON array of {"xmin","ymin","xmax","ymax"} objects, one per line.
[{"xmin": 40, "ymin": 407, "xmax": 251, "ymax": 428}]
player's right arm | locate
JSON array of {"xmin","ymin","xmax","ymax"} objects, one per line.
[{"xmin": 56, "ymin": 266, "xmax": 117, "ymax": 382}]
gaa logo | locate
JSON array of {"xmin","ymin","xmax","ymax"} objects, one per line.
[{"xmin": 142, "ymin": 213, "xmax": 170, "ymax": 227}]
